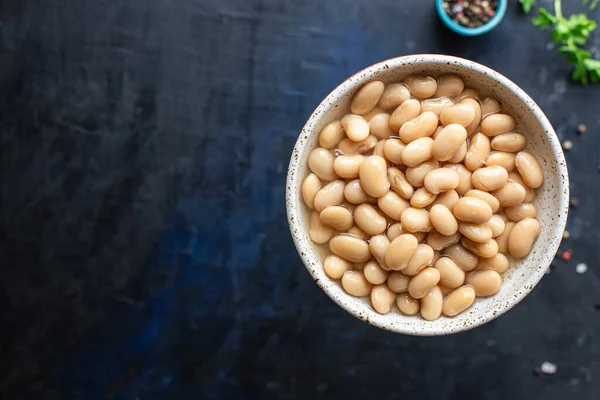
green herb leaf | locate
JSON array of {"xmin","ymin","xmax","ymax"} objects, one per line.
[
  {"xmin": 533, "ymin": 8, "xmax": 556, "ymax": 29},
  {"xmin": 520, "ymin": 0, "xmax": 536, "ymax": 13}
]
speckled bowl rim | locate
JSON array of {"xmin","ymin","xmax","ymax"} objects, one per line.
[{"xmin": 285, "ymin": 54, "xmax": 569, "ymax": 336}]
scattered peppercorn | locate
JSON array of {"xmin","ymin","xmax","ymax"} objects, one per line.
[
  {"xmin": 561, "ymin": 249, "xmax": 572, "ymax": 262},
  {"xmin": 577, "ymin": 124, "xmax": 587, "ymax": 134},
  {"xmin": 563, "ymin": 230, "xmax": 570, "ymax": 239},
  {"xmin": 443, "ymin": 0, "xmax": 499, "ymax": 28},
  {"xmin": 562, "ymin": 140, "xmax": 573, "ymax": 150},
  {"xmin": 570, "ymin": 198, "xmax": 579, "ymax": 208}
]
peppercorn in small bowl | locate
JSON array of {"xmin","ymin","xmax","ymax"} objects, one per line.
[{"xmin": 436, "ymin": 0, "xmax": 507, "ymax": 36}]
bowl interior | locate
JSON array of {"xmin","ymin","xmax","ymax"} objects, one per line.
[{"xmin": 286, "ymin": 56, "xmax": 568, "ymax": 335}]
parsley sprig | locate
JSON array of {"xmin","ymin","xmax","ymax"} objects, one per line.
[{"xmin": 520, "ymin": 0, "xmax": 600, "ymax": 84}]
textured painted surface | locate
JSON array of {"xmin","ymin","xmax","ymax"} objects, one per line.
[{"xmin": 0, "ymin": 0, "xmax": 599, "ymax": 398}]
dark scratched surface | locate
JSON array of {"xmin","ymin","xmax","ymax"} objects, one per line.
[{"xmin": 1, "ymin": 0, "xmax": 600, "ymax": 398}]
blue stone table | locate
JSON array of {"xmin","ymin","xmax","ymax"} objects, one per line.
[{"xmin": 0, "ymin": 0, "xmax": 599, "ymax": 398}]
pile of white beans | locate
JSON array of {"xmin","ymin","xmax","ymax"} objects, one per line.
[{"xmin": 302, "ymin": 75, "xmax": 544, "ymax": 320}]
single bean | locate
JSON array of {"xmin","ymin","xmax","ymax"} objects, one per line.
[
  {"xmin": 492, "ymin": 180, "xmax": 526, "ymax": 207},
  {"xmin": 387, "ymin": 271, "xmax": 410, "ymax": 293},
  {"xmin": 476, "ymin": 253, "xmax": 509, "ymax": 273},
  {"xmin": 353, "ymin": 262, "xmax": 366, "ymax": 271},
  {"xmin": 351, "ymin": 80, "xmax": 385, "ymax": 115},
  {"xmin": 461, "ymin": 237, "xmax": 498, "ymax": 258},
  {"xmin": 408, "ymin": 267, "xmax": 441, "ymax": 299},
  {"xmin": 341, "ymin": 114, "xmax": 370, "ymax": 142},
  {"xmin": 449, "ymin": 141, "xmax": 467, "ymax": 163},
  {"xmin": 431, "ymin": 190, "xmax": 460, "ymax": 210},
  {"xmin": 491, "ymin": 133, "xmax": 526, "ymax": 152},
  {"xmin": 388, "ymin": 167, "xmax": 414, "ymax": 200},
  {"xmin": 378, "ymin": 83, "xmax": 411, "ymax": 110},
  {"xmin": 435, "ymin": 257, "xmax": 465, "ymax": 289},
  {"xmin": 385, "ymin": 234, "xmax": 419, "ymax": 270},
  {"xmin": 496, "ymin": 221, "xmax": 515, "ymax": 254},
  {"xmin": 424, "ymin": 168, "xmax": 460, "ymax": 194},
  {"xmin": 464, "ymin": 133, "xmax": 491, "ymax": 171},
  {"xmin": 399, "ymin": 111, "xmax": 438, "ymax": 143},
  {"xmin": 440, "ymin": 103, "xmax": 475, "ymax": 127},
  {"xmin": 461, "ymin": 98, "xmax": 482, "ymax": 137},
  {"xmin": 444, "ymin": 243, "xmax": 478, "ymax": 271},
  {"xmin": 371, "ymin": 284, "xmax": 396, "ymax": 314},
  {"xmin": 313, "ymin": 180, "xmax": 345, "ymax": 212},
  {"xmin": 515, "ymin": 151, "xmax": 544, "ymax": 189},
  {"xmin": 433, "ymin": 124, "xmax": 468, "ymax": 161},
  {"xmin": 410, "ymin": 187, "xmax": 438, "ymax": 208},
  {"xmin": 369, "ymin": 113, "xmax": 396, "ymax": 139},
  {"xmin": 439, "ymin": 285, "xmax": 453, "ymax": 296},
  {"xmin": 390, "ymin": 99, "xmax": 421, "ymax": 131},
  {"xmin": 426, "ymin": 231, "xmax": 462, "ymax": 251},
  {"xmin": 320, "ymin": 205, "xmax": 353, "ymax": 231},
  {"xmin": 454, "ymin": 87, "xmax": 480, "ymax": 102},
  {"xmin": 338, "ymin": 135, "xmax": 378, "ymax": 154},
  {"xmin": 401, "ymin": 137, "xmax": 434, "ymax": 167},
  {"xmin": 387, "ymin": 225, "xmax": 425, "ymax": 242},
  {"xmin": 465, "ymin": 270, "xmax": 502, "ymax": 297},
  {"xmin": 403, "ymin": 244, "xmax": 435, "ymax": 276},
  {"xmin": 420, "ymin": 286, "xmax": 443, "ymax": 321},
  {"xmin": 330, "ymin": 235, "xmax": 371, "ymax": 262},
  {"xmin": 508, "ymin": 217, "xmax": 541, "ymax": 258},
  {"xmin": 378, "ymin": 191, "xmax": 410, "ymax": 220},
  {"xmin": 406, "ymin": 160, "xmax": 440, "ymax": 187},
  {"xmin": 405, "ymin": 76, "xmax": 438, "ymax": 99},
  {"xmin": 397, "ymin": 293, "xmax": 421, "ymax": 315},
  {"xmin": 301, "ymin": 173, "xmax": 321, "ymax": 209},
  {"xmin": 401, "ymin": 207, "xmax": 433, "ymax": 233},
  {"xmin": 354, "ymin": 204, "xmax": 387, "ymax": 235},
  {"xmin": 323, "ymin": 255, "xmax": 352, "ymax": 279},
  {"xmin": 487, "ymin": 214, "xmax": 506, "ymax": 237},
  {"xmin": 429, "ymin": 205, "xmax": 458, "ymax": 236},
  {"xmin": 458, "ymin": 222, "xmax": 493, "ymax": 243},
  {"xmin": 422, "ymin": 96, "xmax": 455, "ymax": 117},
  {"xmin": 341, "ymin": 270, "xmax": 373, "ymax": 296},
  {"xmin": 443, "ymin": 286, "xmax": 476, "ymax": 317},
  {"xmin": 333, "ymin": 154, "xmax": 365, "ymax": 178},
  {"xmin": 471, "ymin": 166, "xmax": 509, "ymax": 192},
  {"xmin": 319, "ymin": 120, "xmax": 344, "ymax": 149},
  {"xmin": 347, "ymin": 225, "xmax": 369, "ymax": 241},
  {"xmin": 464, "ymin": 189, "xmax": 500, "ymax": 213},
  {"xmin": 383, "ymin": 138, "xmax": 406, "ymax": 164},
  {"xmin": 359, "ymin": 156, "xmax": 390, "ymax": 197},
  {"xmin": 442, "ymin": 163, "xmax": 472, "ymax": 195},
  {"xmin": 310, "ymin": 211, "xmax": 335, "ymax": 244},
  {"xmin": 344, "ymin": 179, "xmax": 376, "ymax": 204},
  {"xmin": 486, "ymin": 152, "xmax": 516, "ymax": 172},
  {"xmin": 453, "ymin": 197, "xmax": 493, "ymax": 224},
  {"xmin": 373, "ymin": 139, "xmax": 386, "ymax": 158},
  {"xmin": 386, "ymin": 223, "xmax": 403, "ymax": 241},
  {"xmin": 481, "ymin": 113, "xmax": 516, "ymax": 136},
  {"xmin": 369, "ymin": 235, "xmax": 390, "ymax": 270},
  {"xmin": 505, "ymin": 203, "xmax": 537, "ymax": 222},
  {"xmin": 308, "ymin": 147, "xmax": 339, "ymax": 181},
  {"xmin": 434, "ymin": 75, "xmax": 465, "ymax": 97},
  {"xmin": 481, "ymin": 97, "xmax": 501, "ymax": 116},
  {"xmin": 361, "ymin": 107, "xmax": 384, "ymax": 122},
  {"xmin": 364, "ymin": 260, "xmax": 389, "ymax": 285},
  {"xmin": 508, "ymin": 171, "xmax": 535, "ymax": 203}
]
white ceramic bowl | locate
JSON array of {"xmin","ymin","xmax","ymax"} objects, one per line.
[{"xmin": 285, "ymin": 55, "xmax": 569, "ymax": 335}]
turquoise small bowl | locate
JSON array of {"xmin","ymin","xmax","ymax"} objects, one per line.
[{"xmin": 435, "ymin": 0, "xmax": 507, "ymax": 36}]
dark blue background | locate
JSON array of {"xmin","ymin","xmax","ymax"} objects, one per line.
[{"xmin": 1, "ymin": 0, "xmax": 599, "ymax": 398}]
